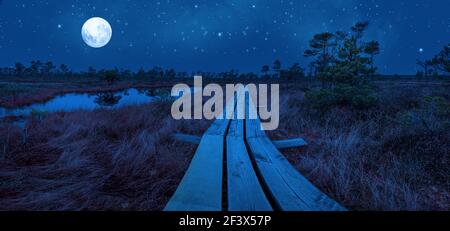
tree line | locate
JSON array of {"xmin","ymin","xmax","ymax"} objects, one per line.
[
  {"xmin": 0, "ymin": 59, "xmax": 307, "ymax": 81},
  {"xmin": 0, "ymin": 21, "xmax": 448, "ymax": 83}
]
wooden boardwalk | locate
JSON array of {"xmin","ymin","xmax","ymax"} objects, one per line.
[{"xmin": 164, "ymin": 91, "xmax": 346, "ymax": 211}]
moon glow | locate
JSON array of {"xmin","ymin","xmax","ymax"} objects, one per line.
[{"xmin": 81, "ymin": 17, "xmax": 112, "ymax": 48}]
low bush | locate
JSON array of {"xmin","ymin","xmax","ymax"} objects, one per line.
[{"xmin": 306, "ymin": 84, "xmax": 378, "ymax": 110}]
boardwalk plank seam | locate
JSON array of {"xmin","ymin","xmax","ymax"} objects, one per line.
[{"xmin": 165, "ymin": 89, "xmax": 346, "ymax": 211}]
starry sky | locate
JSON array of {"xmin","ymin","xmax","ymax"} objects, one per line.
[{"xmin": 0, "ymin": 0, "xmax": 449, "ymax": 74}]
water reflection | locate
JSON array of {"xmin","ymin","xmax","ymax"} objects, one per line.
[
  {"xmin": 94, "ymin": 93, "xmax": 122, "ymax": 107},
  {"xmin": 139, "ymin": 88, "xmax": 171, "ymax": 98},
  {"xmin": 0, "ymin": 88, "xmax": 156, "ymax": 119}
]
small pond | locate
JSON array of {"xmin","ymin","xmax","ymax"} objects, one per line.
[{"xmin": 0, "ymin": 88, "xmax": 171, "ymax": 121}]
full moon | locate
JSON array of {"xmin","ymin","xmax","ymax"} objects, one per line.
[{"xmin": 81, "ymin": 17, "xmax": 112, "ymax": 48}]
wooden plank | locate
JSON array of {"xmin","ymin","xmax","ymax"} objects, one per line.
[
  {"xmin": 164, "ymin": 133, "xmax": 226, "ymax": 211},
  {"xmin": 244, "ymin": 95, "xmax": 266, "ymax": 139},
  {"xmin": 226, "ymin": 108, "xmax": 272, "ymax": 211},
  {"xmin": 273, "ymin": 138, "xmax": 307, "ymax": 149},
  {"xmin": 164, "ymin": 98, "xmax": 236, "ymax": 211},
  {"xmin": 245, "ymin": 97, "xmax": 346, "ymax": 211},
  {"xmin": 172, "ymin": 133, "xmax": 201, "ymax": 144}
]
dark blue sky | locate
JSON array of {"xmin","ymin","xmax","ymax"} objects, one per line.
[{"xmin": 0, "ymin": 0, "xmax": 449, "ymax": 74}]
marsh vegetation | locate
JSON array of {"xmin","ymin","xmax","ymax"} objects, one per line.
[{"xmin": 0, "ymin": 21, "xmax": 448, "ymax": 211}]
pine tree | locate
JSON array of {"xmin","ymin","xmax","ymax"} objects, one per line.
[
  {"xmin": 305, "ymin": 21, "xmax": 379, "ymax": 110},
  {"xmin": 304, "ymin": 32, "xmax": 336, "ymax": 73},
  {"xmin": 364, "ymin": 41, "xmax": 380, "ymax": 70},
  {"xmin": 273, "ymin": 60, "xmax": 281, "ymax": 78},
  {"xmin": 261, "ymin": 65, "xmax": 270, "ymax": 77}
]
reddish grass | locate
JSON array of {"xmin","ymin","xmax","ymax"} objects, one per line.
[
  {"xmin": 270, "ymin": 83, "xmax": 450, "ymax": 210},
  {"xmin": 0, "ymin": 102, "xmax": 211, "ymax": 210},
  {"xmin": 1, "ymin": 80, "xmax": 449, "ymax": 211}
]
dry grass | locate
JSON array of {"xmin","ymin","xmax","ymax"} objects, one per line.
[
  {"xmin": 270, "ymin": 82, "xmax": 450, "ymax": 210},
  {"xmin": 0, "ymin": 101, "xmax": 211, "ymax": 211},
  {"xmin": 1, "ymin": 80, "xmax": 449, "ymax": 211}
]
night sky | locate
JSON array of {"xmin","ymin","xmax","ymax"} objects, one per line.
[{"xmin": 0, "ymin": 0, "xmax": 449, "ymax": 74}]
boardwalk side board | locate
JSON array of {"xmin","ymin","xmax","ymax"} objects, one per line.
[
  {"xmin": 164, "ymin": 98, "xmax": 235, "ymax": 211},
  {"xmin": 245, "ymin": 97, "xmax": 346, "ymax": 211},
  {"xmin": 226, "ymin": 98, "xmax": 272, "ymax": 211},
  {"xmin": 273, "ymin": 138, "xmax": 307, "ymax": 149}
]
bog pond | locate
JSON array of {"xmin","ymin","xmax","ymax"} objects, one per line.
[{"xmin": 0, "ymin": 88, "xmax": 171, "ymax": 125}]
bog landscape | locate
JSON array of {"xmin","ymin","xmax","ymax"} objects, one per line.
[{"xmin": 0, "ymin": 1, "xmax": 449, "ymax": 211}]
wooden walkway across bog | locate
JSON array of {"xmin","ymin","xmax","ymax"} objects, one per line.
[{"xmin": 164, "ymin": 91, "xmax": 346, "ymax": 211}]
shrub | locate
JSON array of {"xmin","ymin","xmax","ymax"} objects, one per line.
[
  {"xmin": 306, "ymin": 84, "xmax": 378, "ymax": 110},
  {"xmin": 101, "ymin": 70, "xmax": 120, "ymax": 85},
  {"xmin": 423, "ymin": 96, "xmax": 450, "ymax": 118}
]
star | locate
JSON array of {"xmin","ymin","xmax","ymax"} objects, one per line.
[{"xmin": 0, "ymin": 0, "xmax": 447, "ymax": 75}]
